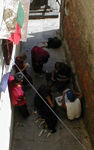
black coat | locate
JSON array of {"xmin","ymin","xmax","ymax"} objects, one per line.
[{"xmin": 34, "ymin": 85, "xmax": 57, "ymax": 132}]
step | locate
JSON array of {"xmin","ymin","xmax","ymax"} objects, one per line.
[
  {"xmin": 29, "ymin": 8, "xmax": 53, "ymax": 13},
  {"xmin": 29, "ymin": 12, "xmax": 58, "ymax": 19}
]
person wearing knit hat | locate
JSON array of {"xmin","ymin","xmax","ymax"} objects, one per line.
[
  {"xmin": 62, "ymin": 89, "xmax": 82, "ymax": 120},
  {"xmin": 66, "ymin": 90, "xmax": 75, "ymax": 102}
]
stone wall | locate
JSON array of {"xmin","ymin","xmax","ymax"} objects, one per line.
[{"xmin": 60, "ymin": 0, "xmax": 94, "ymax": 147}]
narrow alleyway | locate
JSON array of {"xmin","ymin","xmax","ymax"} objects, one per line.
[{"xmin": 12, "ymin": 11, "xmax": 93, "ymax": 150}]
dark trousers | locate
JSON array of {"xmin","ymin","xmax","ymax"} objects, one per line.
[
  {"xmin": 23, "ymin": 71, "xmax": 33, "ymax": 86},
  {"xmin": 32, "ymin": 60, "xmax": 43, "ymax": 73},
  {"xmin": 18, "ymin": 104, "xmax": 30, "ymax": 118}
]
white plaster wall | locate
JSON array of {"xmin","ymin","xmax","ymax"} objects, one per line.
[
  {"xmin": 0, "ymin": 88, "xmax": 12, "ymax": 150},
  {"xmin": 0, "ymin": 43, "xmax": 21, "ymax": 150}
]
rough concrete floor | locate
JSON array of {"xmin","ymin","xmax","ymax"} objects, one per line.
[{"xmin": 12, "ymin": 17, "xmax": 93, "ymax": 150}]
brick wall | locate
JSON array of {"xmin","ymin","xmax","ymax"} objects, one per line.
[{"xmin": 60, "ymin": 0, "xmax": 94, "ymax": 147}]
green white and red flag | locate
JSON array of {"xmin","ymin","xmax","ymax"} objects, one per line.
[{"xmin": 8, "ymin": 1, "xmax": 24, "ymax": 45}]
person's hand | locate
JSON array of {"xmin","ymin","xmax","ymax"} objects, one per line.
[
  {"xmin": 22, "ymin": 63, "xmax": 29, "ymax": 71},
  {"xmin": 46, "ymin": 96, "xmax": 54, "ymax": 108},
  {"xmin": 25, "ymin": 63, "xmax": 30, "ymax": 68}
]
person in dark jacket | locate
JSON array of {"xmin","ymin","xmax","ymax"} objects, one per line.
[
  {"xmin": 34, "ymin": 83, "xmax": 57, "ymax": 133},
  {"xmin": 31, "ymin": 46, "xmax": 50, "ymax": 74},
  {"xmin": 14, "ymin": 53, "xmax": 33, "ymax": 87},
  {"xmin": 46, "ymin": 62, "xmax": 72, "ymax": 91}
]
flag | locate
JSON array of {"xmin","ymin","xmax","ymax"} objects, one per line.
[
  {"xmin": 8, "ymin": 23, "xmax": 21, "ymax": 45},
  {"xmin": 0, "ymin": 72, "xmax": 10, "ymax": 92},
  {"xmin": 8, "ymin": 1, "xmax": 24, "ymax": 45},
  {"xmin": 16, "ymin": 1, "xmax": 24, "ymax": 28}
]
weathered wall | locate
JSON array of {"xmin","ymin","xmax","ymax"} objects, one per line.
[
  {"xmin": 0, "ymin": 43, "xmax": 21, "ymax": 150},
  {"xmin": 60, "ymin": 0, "xmax": 94, "ymax": 147}
]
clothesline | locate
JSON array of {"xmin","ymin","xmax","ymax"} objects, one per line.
[{"xmin": 12, "ymin": 59, "xmax": 87, "ymax": 150}]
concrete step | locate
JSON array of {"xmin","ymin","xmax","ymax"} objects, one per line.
[
  {"xmin": 29, "ymin": 12, "xmax": 58, "ymax": 19},
  {"xmin": 29, "ymin": 8, "xmax": 53, "ymax": 13}
]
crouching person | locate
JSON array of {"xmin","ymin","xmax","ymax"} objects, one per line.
[
  {"xmin": 62, "ymin": 89, "xmax": 82, "ymax": 120},
  {"xmin": 14, "ymin": 53, "xmax": 33, "ymax": 87},
  {"xmin": 34, "ymin": 84, "xmax": 57, "ymax": 133},
  {"xmin": 46, "ymin": 62, "xmax": 72, "ymax": 92},
  {"xmin": 31, "ymin": 46, "xmax": 50, "ymax": 74},
  {"xmin": 8, "ymin": 72, "xmax": 30, "ymax": 118}
]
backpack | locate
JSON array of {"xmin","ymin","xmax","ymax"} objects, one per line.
[{"xmin": 47, "ymin": 37, "xmax": 62, "ymax": 49}]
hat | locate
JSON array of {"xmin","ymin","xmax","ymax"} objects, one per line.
[
  {"xmin": 14, "ymin": 72, "xmax": 23, "ymax": 82},
  {"xmin": 66, "ymin": 90, "xmax": 74, "ymax": 101}
]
